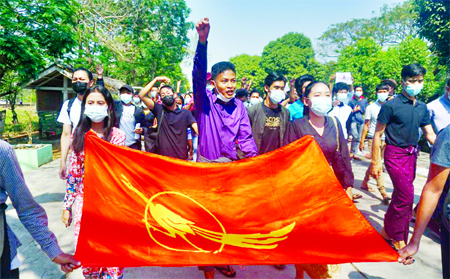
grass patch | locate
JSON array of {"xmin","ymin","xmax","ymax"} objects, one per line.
[{"xmin": 1, "ymin": 105, "xmax": 39, "ymax": 136}]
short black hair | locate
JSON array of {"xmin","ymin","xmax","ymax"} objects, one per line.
[
  {"xmin": 160, "ymin": 85, "xmax": 174, "ymax": 93},
  {"xmin": 332, "ymin": 82, "xmax": 349, "ymax": 94},
  {"xmin": 381, "ymin": 79, "xmax": 397, "ymax": 89},
  {"xmin": 73, "ymin": 67, "xmax": 93, "ymax": 81},
  {"xmin": 235, "ymin": 89, "xmax": 248, "ymax": 99},
  {"xmin": 250, "ymin": 89, "xmax": 261, "ymax": 98},
  {"xmin": 354, "ymin": 84, "xmax": 363, "ymax": 91},
  {"xmin": 401, "ymin": 63, "xmax": 426, "ymax": 81},
  {"xmin": 376, "ymin": 84, "xmax": 390, "ymax": 92},
  {"xmin": 264, "ymin": 71, "xmax": 287, "ymax": 88},
  {"xmin": 176, "ymin": 94, "xmax": 184, "ymax": 104},
  {"xmin": 446, "ymin": 78, "xmax": 450, "ymax": 87},
  {"xmin": 294, "ymin": 74, "xmax": 315, "ymax": 94},
  {"xmin": 211, "ymin": 61, "xmax": 236, "ymax": 80}
]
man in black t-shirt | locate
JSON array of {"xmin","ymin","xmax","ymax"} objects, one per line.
[
  {"xmin": 369, "ymin": 64, "xmax": 436, "ymax": 251},
  {"xmin": 139, "ymin": 76, "xmax": 198, "ymax": 160}
]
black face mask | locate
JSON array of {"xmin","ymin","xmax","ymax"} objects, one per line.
[
  {"xmin": 162, "ymin": 95, "xmax": 175, "ymax": 107},
  {"xmin": 72, "ymin": 82, "xmax": 88, "ymax": 95}
]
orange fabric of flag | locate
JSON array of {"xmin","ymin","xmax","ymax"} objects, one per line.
[{"xmin": 76, "ymin": 131, "xmax": 398, "ymax": 267}]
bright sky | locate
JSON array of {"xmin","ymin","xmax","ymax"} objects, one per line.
[{"xmin": 181, "ymin": 0, "xmax": 406, "ymax": 85}]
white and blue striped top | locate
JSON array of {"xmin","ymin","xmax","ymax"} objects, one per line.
[{"xmin": 0, "ymin": 140, "xmax": 63, "ymax": 262}]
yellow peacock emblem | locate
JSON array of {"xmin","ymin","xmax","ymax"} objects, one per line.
[{"xmin": 121, "ymin": 174, "xmax": 295, "ymax": 253}]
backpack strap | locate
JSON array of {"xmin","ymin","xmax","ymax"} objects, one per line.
[
  {"xmin": 330, "ymin": 116, "xmax": 340, "ymax": 152},
  {"xmin": 157, "ymin": 110, "xmax": 165, "ymax": 134},
  {"xmin": 66, "ymin": 98, "xmax": 76, "ymax": 125}
]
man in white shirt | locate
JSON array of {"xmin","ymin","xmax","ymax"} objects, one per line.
[
  {"xmin": 328, "ymin": 82, "xmax": 352, "ymax": 139},
  {"xmin": 115, "ymin": 84, "xmax": 144, "ymax": 149},
  {"xmin": 57, "ymin": 68, "xmax": 96, "ymax": 180},
  {"xmin": 360, "ymin": 84, "xmax": 391, "ymax": 204}
]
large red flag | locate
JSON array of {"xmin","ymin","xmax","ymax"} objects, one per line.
[{"xmin": 76, "ymin": 131, "xmax": 398, "ymax": 267}]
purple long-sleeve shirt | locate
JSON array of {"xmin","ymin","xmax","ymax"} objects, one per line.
[{"xmin": 193, "ymin": 42, "xmax": 258, "ymax": 161}]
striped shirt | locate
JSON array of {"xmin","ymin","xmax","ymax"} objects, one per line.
[{"xmin": 0, "ymin": 140, "xmax": 63, "ymax": 261}]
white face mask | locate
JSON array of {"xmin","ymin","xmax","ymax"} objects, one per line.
[
  {"xmin": 269, "ymin": 89, "xmax": 285, "ymax": 104},
  {"xmin": 310, "ymin": 97, "xmax": 332, "ymax": 117},
  {"xmin": 133, "ymin": 97, "xmax": 140, "ymax": 104},
  {"xmin": 184, "ymin": 97, "xmax": 192, "ymax": 104},
  {"xmin": 120, "ymin": 94, "xmax": 132, "ymax": 104},
  {"xmin": 336, "ymin": 93, "xmax": 347, "ymax": 103},
  {"xmin": 355, "ymin": 90, "xmax": 363, "ymax": 98},
  {"xmin": 84, "ymin": 105, "xmax": 108, "ymax": 123},
  {"xmin": 150, "ymin": 91, "xmax": 158, "ymax": 98},
  {"xmin": 249, "ymin": 98, "xmax": 261, "ymax": 105},
  {"xmin": 216, "ymin": 92, "xmax": 234, "ymax": 103},
  {"xmin": 206, "ymin": 84, "xmax": 214, "ymax": 91}
]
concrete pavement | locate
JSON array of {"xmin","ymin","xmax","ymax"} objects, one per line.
[{"xmin": 6, "ymin": 152, "xmax": 441, "ymax": 279}]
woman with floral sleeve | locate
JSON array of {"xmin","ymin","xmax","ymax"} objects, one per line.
[{"xmin": 62, "ymin": 85, "xmax": 125, "ymax": 279}]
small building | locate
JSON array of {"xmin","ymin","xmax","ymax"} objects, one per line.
[{"xmin": 23, "ymin": 64, "xmax": 125, "ymax": 138}]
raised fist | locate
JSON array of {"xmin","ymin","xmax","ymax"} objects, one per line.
[{"xmin": 196, "ymin": 18, "xmax": 210, "ymax": 43}]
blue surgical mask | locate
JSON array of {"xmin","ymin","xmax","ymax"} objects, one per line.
[
  {"xmin": 405, "ymin": 83, "xmax": 423, "ymax": 97},
  {"xmin": 377, "ymin": 93, "xmax": 389, "ymax": 102},
  {"xmin": 355, "ymin": 91, "xmax": 363, "ymax": 98},
  {"xmin": 269, "ymin": 89, "xmax": 285, "ymax": 104},
  {"xmin": 84, "ymin": 105, "xmax": 108, "ymax": 123},
  {"xmin": 120, "ymin": 94, "xmax": 132, "ymax": 104},
  {"xmin": 310, "ymin": 97, "xmax": 332, "ymax": 117},
  {"xmin": 133, "ymin": 97, "xmax": 140, "ymax": 104}
]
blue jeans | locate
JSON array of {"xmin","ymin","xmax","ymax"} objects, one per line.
[{"xmin": 350, "ymin": 121, "xmax": 363, "ymax": 153}]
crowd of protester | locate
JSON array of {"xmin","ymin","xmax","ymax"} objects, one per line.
[{"xmin": 0, "ymin": 17, "xmax": 449, "ymax": 279}]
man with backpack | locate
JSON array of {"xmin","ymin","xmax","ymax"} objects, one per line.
[{"xmin": 57, "ymin": 67, "xmax": 101, "ymax": 180}]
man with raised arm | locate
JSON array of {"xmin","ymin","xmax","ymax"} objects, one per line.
[
  {"xmin": 192, "ymin": 18, "xmax": 257, "ymax": 164},
  {"xmin": 192, "ymin": 17, "xmax": 258, "ymax": 279}
]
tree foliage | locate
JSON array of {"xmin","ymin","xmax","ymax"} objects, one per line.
[
  {"xmin": 0, "ymin": 0, "xmax": 77, "ymax": 84},
  {"xmin": 229, "ymin": 54, "xmax": 266, "ymax": 91},
  {"xmin": 70, "ymin": 0, "xmax": 193, "ymax": 86},
  {"xmin": 335, "ymin": 37, "xmax": 445, "ymax": 102},
  {"xmin": 260, "ymin": 32, "xmax": 317, "ymax": 80},
  {"xmin": 318, "ymin": 1, "xmax": 417, "ymax": 57},
  {"xmin": 413, "ymin": 0, "xmax": 450, "ymax": 71},
  {"xmin": 0, "ymin": 71, "xmax": 21, "ymax": 123}
]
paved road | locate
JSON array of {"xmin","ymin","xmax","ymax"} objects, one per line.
[{"xmin": 6, "ymin": 152, "xmax": 441, "ymax": 279}]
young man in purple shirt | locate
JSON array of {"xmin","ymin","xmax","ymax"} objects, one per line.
[
  {"xmin": 192, "ymin": 18, "xmax": 258, "ymax": 279},
  {"xmin": 193, "ymin": 18, "xmax": 257, "ymax": 164}
]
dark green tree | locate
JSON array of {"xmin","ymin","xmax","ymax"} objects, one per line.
[
  {"xmin": 318, "ymin": 1, "xmax": 417, "ymax": 57},
  {"xmin": 70, "ymin": 0, "xmax": 192, "ymax": 86},
  {"xmin": 260, "ymin": 32, "xmax": 317, "ymax": 81},
  {"xmin": 413, "ymin": 0, "xmax": 450, "ymax": 72},
  {"xmin": 0, "ymin": 0, "xmax": 77, "ymax": 85},
  {"xmin": 229, "ymin": 54, "xmax": 266, "ymax": 92}
]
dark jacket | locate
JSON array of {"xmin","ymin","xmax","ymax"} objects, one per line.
[
  {"xmin": 247, "ymin": 102, "xmax": 290, "ymax": 153},
  {"xmin": 114, "ymin": 101, "xmax": 145, "ymax": 127}
]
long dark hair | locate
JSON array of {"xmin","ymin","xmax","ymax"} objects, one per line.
[{"xmin": 72, "ymin": 85, "xmax": 118, "ymax": 154}]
